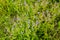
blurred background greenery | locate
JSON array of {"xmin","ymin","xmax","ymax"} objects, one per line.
[{"xmin": 0, "ymin": 0, "xmax": 60, "ymax": 40}]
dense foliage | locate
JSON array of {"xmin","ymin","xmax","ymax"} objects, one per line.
[{"xmin": 0, "ymin": 0, "xmax": 60, "ymax": 40}]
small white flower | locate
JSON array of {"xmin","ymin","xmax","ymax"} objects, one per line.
[
  {"xmin": 36, "ymin": 20, "xmax": 39, "ymax": 25},
  {"xmin": 38, "ymin": 12, "xmax": 40, "ymax": 15}
]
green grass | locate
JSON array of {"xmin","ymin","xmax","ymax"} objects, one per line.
[{"xmin": 0, "ymin": 0, "xmax": 60, "ymax": 40}]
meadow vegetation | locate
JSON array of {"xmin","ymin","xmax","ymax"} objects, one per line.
[{"xmin": 0, "ymin": 0, "xmax": 60, "ymax": 40}]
